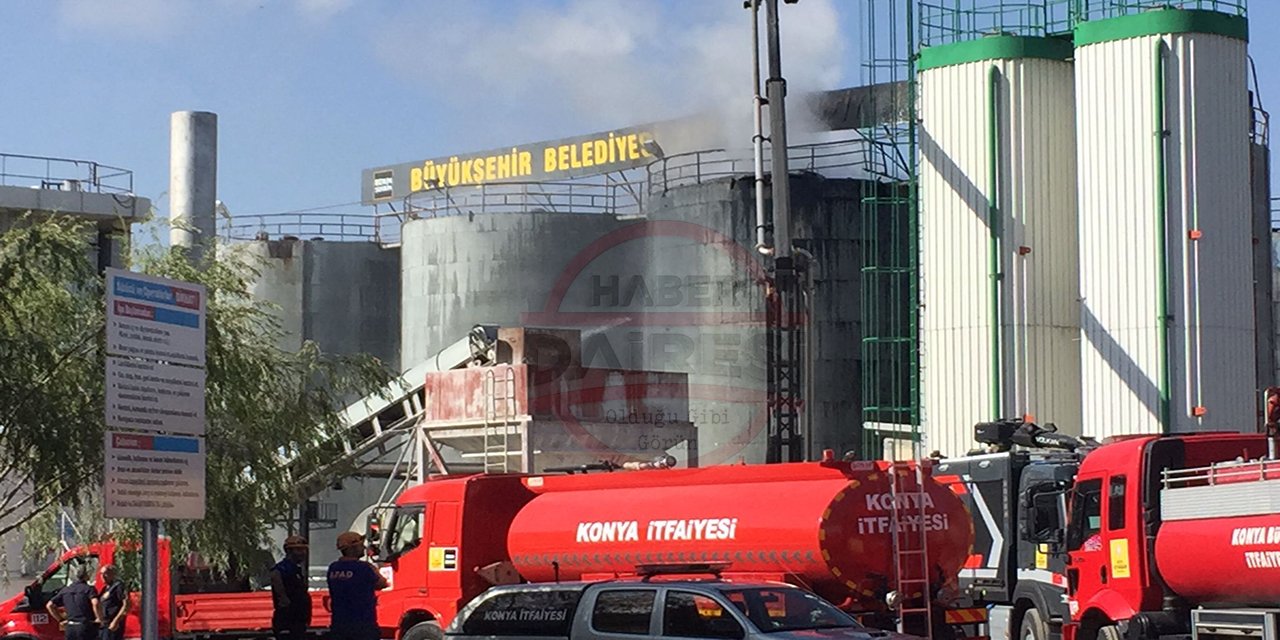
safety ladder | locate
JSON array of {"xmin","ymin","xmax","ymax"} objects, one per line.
[
  {"xmin": 889, "ymin": 461, "xmax": 934, "ymax": 640},
  {"xmin": 482, "ymin": 366, "xmax": 518, "ymax": 473}
]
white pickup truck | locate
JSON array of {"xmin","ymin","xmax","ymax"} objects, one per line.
[{"xmin": 445, "ymin": 580, "xmax": 920, "ymax": 640}]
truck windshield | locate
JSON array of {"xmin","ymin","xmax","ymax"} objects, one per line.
[
  {"xmin": 721, "ymin": 588, "xmax": 858, "ymax": 633},
  {"xmin": 385, "ymin": 506, "xmax": 424, "ymax": 560}
]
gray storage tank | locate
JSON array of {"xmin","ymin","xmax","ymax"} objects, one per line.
[
  {"xmin": 397, "ymin": 168, "xmax": 870, "ymax": 465},
  {"xmin": 641, "ymin": 173, "xmax": 866, "ymax": 463},
  {"xmin": 398, "ymin": 211, "xmax": 632, "ymax": 367},
  {"xmin": 228, "ymin": 236, "xmax": 401, "ymax": 371}
]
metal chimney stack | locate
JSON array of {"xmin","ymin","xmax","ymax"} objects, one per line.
[{"xmin": 169, "ymin": 111, "xmax": 218, "ymax": 260}]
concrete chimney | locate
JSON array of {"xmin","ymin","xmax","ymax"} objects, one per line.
[{"xmin": 169, "ymin": 111, "xmax": 218, "ymax": 260}]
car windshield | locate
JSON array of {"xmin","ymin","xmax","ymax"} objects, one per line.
[{"xmin": 721, "ymin": 587, "xmax": 859, "ymax": 633}]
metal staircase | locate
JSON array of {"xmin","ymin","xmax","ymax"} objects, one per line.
[
  {"xmin": 889, "ymin": 462, "xmax": 934, "ymax": 640},
  {"xmin": 482, "ymin": 366, "xmax": 519, "ymax": 473}
]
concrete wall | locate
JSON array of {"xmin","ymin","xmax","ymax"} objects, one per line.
[{"xmin": 0, "ymin": 186, "xmax": 149, "ymax": 225}]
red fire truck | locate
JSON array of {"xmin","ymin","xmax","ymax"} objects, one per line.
[
  {"xmin": 0, "ymin": 457, "xmax": 971, "ymax": 640},
  {"xmin": 368, "ymin": 456, "xmax": 974, "ymax": 640},
  {"xmin": 1020, "ymin": 432, "xmax": 1280, "ymax": 640},
  {"xmin": 0, "ymin": 538, "xmax": 332, "ymax": 640}
]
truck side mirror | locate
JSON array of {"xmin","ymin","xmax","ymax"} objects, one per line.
[
  {"xmin": 1022, "ymin": 487, "xmax": 1065, "ymax": 545},
  {"xmin": 365, "ymin": 515, "xmax": 382, "ymax": 561}
]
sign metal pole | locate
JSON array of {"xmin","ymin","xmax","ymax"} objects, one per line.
[{"xmin": 141, "ymin": 519, "xmax": 159, "ymax": 640}]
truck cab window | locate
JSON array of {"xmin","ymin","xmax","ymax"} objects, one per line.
[
  {"xmin": 723, "ymin": 588, "xmax": 856, "ymax": 633},
  {"xmin": 1067, "ymin": 479, "xmax": 1103, "ymax": 550},
  {"xmin": 459, "ymin": 589, "xmax": 582, "ymax": 637},
  {"xmin": 1107, "ymin": 475, "xmax": 1127, "ymax": 531},
  {"xmin": 42, "ymin": 555, "xmax": 100, "ymax": 595},
  {"xmin": 1025, "ymin": 483, "xmax": 1065, "ymax": 543},
  {"xmin": 592, "ymin": 589, "xmax": 656, "ymax": 635},
  {"xmin": 663, "ymin": 591, "xmax": 743, "ymax": 639},
  {"xmin": 385, "ymin": 506, "xmax": 424, "ymax": 560}
]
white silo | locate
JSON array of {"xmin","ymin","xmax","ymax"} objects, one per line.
[
  {"xmin": 1075, "ymin": 9, "xmax": 1255, "ymax": 436},
  {"xmin": 919, "ymin": 35, "xmax": 1080, "ymax": 456}
]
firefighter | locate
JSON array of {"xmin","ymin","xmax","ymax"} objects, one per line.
[
  {"xmin": 96, "ymin": 565, "xmax": 130, "ymax": 640},
  {"xmin": 271, "ymin": 535, "xmax": 312, "ymax": 640},
  {"xmin": 327, "ymin": 532, "xmax": 388, "ymax": 640},
  {"xmin": 45, "ymin": 567, "xmax": 99, "ymax": 640}
]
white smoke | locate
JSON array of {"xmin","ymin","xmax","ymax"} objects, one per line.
[{"xmin": 374, "ymin": 0, "xmax": 846, "ymax": 149}]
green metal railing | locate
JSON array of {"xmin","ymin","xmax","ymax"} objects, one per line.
[
  {"xmin": 920, "ymin": 1, "xmax": 1073, "ymax": 46},
  {"xmin": 1068, "ymin": 0, "xmax": 1246, "ymax": 22},
  {"xmin": 860, "ymin": 0, "xmax": 921, "ymax": 459},
  {"xmin": 920, "ymin": 0, "xmax": 1245, "ymax": 48}
]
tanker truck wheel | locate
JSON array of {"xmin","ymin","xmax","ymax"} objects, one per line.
[
  {"xmin": 404, "ymin": 621, "xmax": 443, "ymax": 640},
  {"xmin": 1019, "ymin": 609, "xmax": 1048, "ymax": 640},
  {"xmin": 1096, "ymin": 625, "xmax": 1123, "ymax": 640}
]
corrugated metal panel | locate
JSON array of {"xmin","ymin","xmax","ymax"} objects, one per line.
[
  {"xmin": 1077, "ymin": 32, "xmax": 1254, "ymax": 439},
  {"xmin": 919, "ymin": 57, "xmax": 1078, "ymax": 457},
  {"xmin": 1161, "ymin": 480, "xmax": 1280, "ymax": 521},
  {"xmin": 1168, "ymin": 33, "xmax": 1255, "ymax": 431},
  {"xmin": 1077, "ymin": 36, "xmax": 1161, "ymax": 438},
  {"xmin": 1003, "ymin": 59, "xmax": 1081, "ymax": 440}
]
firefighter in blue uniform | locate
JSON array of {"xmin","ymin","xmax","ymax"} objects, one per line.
[
  {"xmin": 46, "ymin": 568, "xmax": 99, "ymax": 640},
  {"xmin": 327, "ymin": 532, "xmax": 388, "ymax": 640},
  {"xmin": 272, "ymin": 535, "xmax": 312, "ymax": 640}
]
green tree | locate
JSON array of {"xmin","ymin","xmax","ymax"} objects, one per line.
[{"xmin": 3, "ymin": 216, "xmax": 393, "ymax": 574}]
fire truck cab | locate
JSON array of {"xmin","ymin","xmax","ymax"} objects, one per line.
[{"xmin": 1026, "ymin": 433, "xmax": 1273, "ymax": 640}]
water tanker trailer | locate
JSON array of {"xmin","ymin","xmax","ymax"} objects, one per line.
[{"xmin": 368, "ymin": 457, "xmax": 974, "ymax": 640}]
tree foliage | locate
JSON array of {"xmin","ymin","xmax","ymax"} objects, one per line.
[
  {"xmin": 4, "ymin": 216, "xmax": 393, "ymax": 574},
  {"xmin": 0, "ymin": 218, "xmax": 105, "ymax": 536}
]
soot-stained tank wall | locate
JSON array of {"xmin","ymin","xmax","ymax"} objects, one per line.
[
  {"xmin": 639, "ymin": 174, "xmax": 866, "ymax": 462},
  {"xmin": 308, "ymin": 241, "xmax": 401, "ymax": 369},
  {"xmin": 790, "ymin": 177, "xmax": 864, "ymax": 459},
  {"xmin": 234, "ymin": 238, "xmax": 401, "ymax": 371},
  {"xmin": 399, "ymin": 212, "xmax": 631, "ymax": 368},
  {"xmin": 399, "ymin": 179, "xmax": 865, "ymax": 465}
]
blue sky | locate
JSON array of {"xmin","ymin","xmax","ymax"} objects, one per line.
[{"xmin": 0, "ymin": 1, "xmax": 1273, "ymax": 224}]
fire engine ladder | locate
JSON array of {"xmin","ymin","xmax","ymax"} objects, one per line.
[
  {"xmin": 890, "ymin": 462, "xmax": 934, "ymax": 640},
  {"xmin": 482, "ymin": 365, "xmax": 518, "ymax": 473}
]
